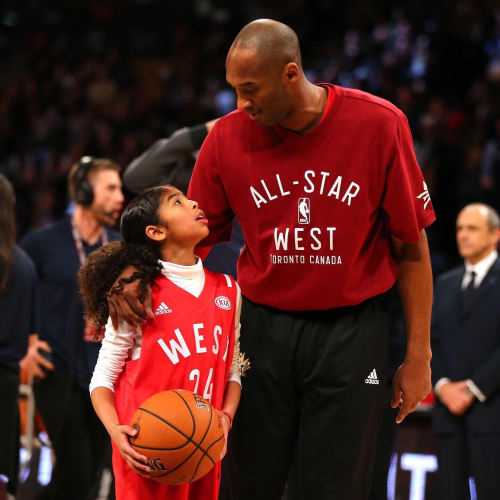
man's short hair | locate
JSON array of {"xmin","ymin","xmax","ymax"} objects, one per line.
[
  {"xmin": 485, "ymin": 206, "xmax": 500, "ymax": 230},
  {"xmin": 463, "ymin": 203, "xmax": 500, "ymax": 230},
  {"xmin": 68, "ymin": 157, "xmax": 121, "ymax": 203}
]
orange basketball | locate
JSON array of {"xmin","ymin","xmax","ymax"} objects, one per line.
[{"xmin": 129, "ymin": 390, "xmax": 225, "ymax": 485}]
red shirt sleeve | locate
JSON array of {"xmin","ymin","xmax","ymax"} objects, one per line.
[
  {"xmin": 187, "ymin": 123, "xmax": 234, "ymax": 250},
  {"xmin": 381, "ymin": 114, "xmax": 436, "ymax": 242}
]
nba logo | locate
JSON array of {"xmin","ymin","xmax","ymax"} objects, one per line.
[
  {"xmin": 194, "ymin": 394, "xmax": 209, "ymax": 411},
  {"xmin": 298, "ymin": 198, "xmax": 310, "ymax": 224}
]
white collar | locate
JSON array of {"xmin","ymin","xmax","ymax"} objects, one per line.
[
  {"xmin": 463, "ymin": 250, "xmax": 498, "ymax": 288},
  {"xmin": 159, "ymin": 256, "xmax": 204, "ymax": 281}
]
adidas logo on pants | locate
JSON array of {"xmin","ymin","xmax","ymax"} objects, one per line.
[{"xmin": 365, "ymin": 369, "xmax": 379, "ymax": 385}]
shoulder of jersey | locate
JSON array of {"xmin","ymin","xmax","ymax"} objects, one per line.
[
  {"xmin": 214, "ymin": 108, "xmax": 253, "ymax": 130},
  {"xmin": 341, "ymin": 87, "xmax": 404, "ymax": 120},
  {"xmin": 205, "ymin": 268, "xmax": 236, "ymax": 286}
]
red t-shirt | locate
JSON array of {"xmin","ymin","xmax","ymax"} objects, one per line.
[
  {"xmin": 113, "ymin": 270, "xmax": 237, "ymax": 500},
  {"xmin": 188, "ymin": 84, "xmax": 435, "ymax": 311}
]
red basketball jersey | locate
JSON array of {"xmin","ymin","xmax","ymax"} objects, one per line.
[
  {"xmin": 188, "ymin": 84, "xmax": 436, "ymax": 310},
  {"xmin": 113, "ymin": 269, "xmax": 237, "ymax": 500}
]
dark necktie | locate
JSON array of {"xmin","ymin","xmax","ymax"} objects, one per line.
[{"xmin": 463, "ymin": 270, "xmax": 477, "ymax": 309}]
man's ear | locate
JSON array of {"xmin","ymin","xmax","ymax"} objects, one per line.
[
  {"xmin": 145, "ymin": 225, "xmax": 168, "ymax": 242},
  {"xmin": 283, "ymin": 62, "xmax": 299, "ymax": 82}
]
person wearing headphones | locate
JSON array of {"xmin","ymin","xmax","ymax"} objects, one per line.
[{"xmin": 20, "ymin": 157, "xmax": 124, "ymax": 500}]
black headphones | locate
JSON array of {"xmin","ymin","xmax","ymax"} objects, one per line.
[{"xmin": 74, "ymin": 156, "xmax": 95, "ymax": 206}]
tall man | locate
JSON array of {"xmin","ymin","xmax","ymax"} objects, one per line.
[
  {"xmin": 20, "ymin": 157, "xmax": 124, "ymax": 500},
  {"xmin": 109, "ymin": 20, "xmax": 435, "ymax": 500},
  {"xmin": 431, "ymin": 203, "xmax": 500, "ymax": 500}
]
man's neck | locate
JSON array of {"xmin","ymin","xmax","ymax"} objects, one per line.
[
  {"xmin": 72, "ymin": 205, "xmax": 103, "ymax": 245},
  {"xmin": 277, "ymin": 81, "xmax": 327, "ymax": 134},
  {"xmin": 466, "ymin": 248, "xmax": 497, "ymax": 267}
]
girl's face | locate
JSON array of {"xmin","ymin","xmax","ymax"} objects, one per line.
[{"xmin": 153, "ymin": 188, "xmax": 209, "ymax": 246}]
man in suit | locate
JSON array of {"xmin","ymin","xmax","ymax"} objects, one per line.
[{"xmin": 431, "ymin": 202, "xmax": 500, "ymax": 500}]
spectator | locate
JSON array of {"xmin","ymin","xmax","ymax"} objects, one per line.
[
  {"xmin": 431, "ymin": 203, "xmax": 500, "ymax": 500},
  {"xmin": 20, "ymin": 157, "xmax": 124, "ymax": 500},
  {"xmin": 0, "ymin": 174, "xmax": 37, "ymax": 500}
]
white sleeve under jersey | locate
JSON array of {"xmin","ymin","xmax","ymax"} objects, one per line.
[{"xmin": 89, "ymin": 265, "xmax": 242, "ymax": 394}]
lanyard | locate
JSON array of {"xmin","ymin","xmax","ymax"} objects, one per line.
[{"xmin": 71, "ymin": 218, "xmax": 109, "ymax": 265}]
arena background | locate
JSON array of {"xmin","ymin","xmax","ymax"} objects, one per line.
[{"xmin": 2, "ymin": 0, "xmax": 500, "ymax": 499}]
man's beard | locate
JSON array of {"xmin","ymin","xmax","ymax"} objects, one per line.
[{"xmin": 92, "ymin": 207, "xmax": 118, "ymax": 227}]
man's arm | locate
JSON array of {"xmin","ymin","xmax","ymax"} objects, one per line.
[
  {"xmin": 106, "ymin": 265, "xmax": 153, "ymax": 329},
  {"xmin": 467, "ymin": 342, "xmax": 500, "ymax": 401},
  {"xmin": 430, "ymin": 277, "xmax": 475, "ymax": 415},
  {"xmin": 123, "ymin": 121, "xmax": 216, "ymax": 194},
  {"xmin": 390, "ymin": 228, "xmax": 433, "ymax": 423},
  {"xmin": 19, "ymin": 333, "xmax": 55, "ymax": 378},
  {"xmin": 123, "ymin": 127, "xmax": 195, "ymax": 193}
]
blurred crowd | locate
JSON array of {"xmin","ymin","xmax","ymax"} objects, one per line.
[{"xmin": 1, "ymin": 0, "xmax": 500, "ymax": 272}]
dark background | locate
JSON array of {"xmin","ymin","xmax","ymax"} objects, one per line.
[
  {"xmin": 2, "ymin": 1, "xmax": 499, "ymax": 498},
  {"xmin": 2, "ymin": 0, "xmax": 500, "ymax": 275}
]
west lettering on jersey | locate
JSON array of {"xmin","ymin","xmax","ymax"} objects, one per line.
[
  {"xmin": 157, "ymin": 328, "xmax": 190, "ymax": 365},
  {"xmin": 212, "ymin": 325, "xmax": 222, "ymax": 355},
  {"xmin": 157, "ymin": 323, "xmax": 230, "ymax": 366},
  {"xmin": 274, "ymin": 227, "xmax": 336, "ymax": 251},
  {"xmin": 250, "ymin": 170, "xmax": 360, "ymax": 209}
]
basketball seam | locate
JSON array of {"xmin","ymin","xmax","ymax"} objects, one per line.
[
  {"xmin": 187, "ymin": 396, "xmax": 215, "ymax": 482},
  {"xmin": 135, "ymin": 406, "xmax": 207, "ymax": 479},
  {"xmin": 174, "ymin": 389, "xmax": 215, "ymax": 462},
  {"xmin": 189, "ymin": 433, "xmax": 225, "ymax": 483},
  {"xmin": 136, "ymin": 391, "xmax": 220, "ymax": 481},
  {"xmin": 134, "ymin": 407, "xmax": 193, "ymax": 444}
]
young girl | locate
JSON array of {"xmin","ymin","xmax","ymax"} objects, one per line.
[{"xmin": 78, "ymin": 185, "xmax": 241, "ymax": 500}]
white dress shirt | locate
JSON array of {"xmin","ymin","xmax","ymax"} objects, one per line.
[{"xmin": 461, "ymin": 250, "xmax": 498, "ymax": 289}]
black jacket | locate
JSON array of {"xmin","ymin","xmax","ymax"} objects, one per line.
[{"xmin": 431, "ymin": 257, "xmax": 500, "ymax": 433}]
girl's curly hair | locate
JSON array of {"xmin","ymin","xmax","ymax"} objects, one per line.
[{"xmin": 78, "ymin": 185, "xmax": 172, "ymax": 329}]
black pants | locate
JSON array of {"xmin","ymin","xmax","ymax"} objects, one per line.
[
  {"xmin": 435, "ymin": 429, "xmax": 500, "ymax": 500},
  {"xmin": 0, "ymin": 366, "xmax": 20, "ymax": 496},
  {"xmin": 33, "ymin": 371, "xmax": 113, "ymax": 500},
  {"xmin": 220, "ymin": 295, "xmax": 390, "ymax": 500},
  {"xmin": 368, "ymin": 387, "xmax": 399, "ymax": 500}
]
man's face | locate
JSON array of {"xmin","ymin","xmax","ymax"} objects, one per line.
[
  {"xmin": 226, "ymin": 48, "xmax": 292, "ymax": 127},
  {"xmin": 89, "ymin": 169, "xmax": 124, "ymax": 226},
  {"xmin": 456, "ymin": 206, "xmax": 500, "ymax": 263}
]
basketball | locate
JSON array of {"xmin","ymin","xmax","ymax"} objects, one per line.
[{"xmin": 129, "ymin": 390, "xmax": 225, "ymax": 485}]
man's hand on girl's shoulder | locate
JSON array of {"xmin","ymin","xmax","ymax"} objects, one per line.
[{"xmin": 107, "ymin": 265, "xmax": 153, "ymax": 329}]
